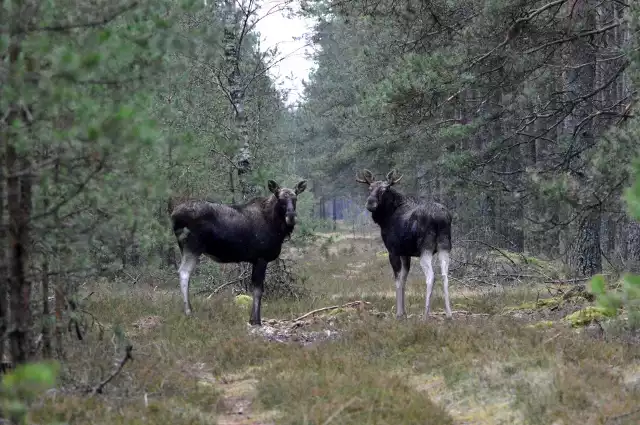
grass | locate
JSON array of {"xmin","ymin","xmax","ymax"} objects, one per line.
[{"xmin": 26, "ymin": 231, "xmax": 640, "ymax": 425}]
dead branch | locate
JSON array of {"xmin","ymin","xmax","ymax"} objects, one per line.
[
  {"xmin": 89, "ymin": 344, "xmax": 133, "ymax": 396},
  {"xmin": 198, "ymin": 272, "xmax": 251, "ymax": 299},
  {"xmin": 293, "ymin": 300, "xmax": 371, "ymax": 322},
  {"xmin": 431, "ymin": 310, "xmax": 490, "ymax": 317},
  {"xmin": 458, "ymin": 239, "xmax": 518, "ymax": 268},
  {"xmin": 525, "ymin": 20, "xmax": 622, "ymax": 55}
]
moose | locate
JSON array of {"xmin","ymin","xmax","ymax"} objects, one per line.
[
  {"xmin": 356, "ymin": 169, "xmax": 453, "ymax": 320},
  {"xmin": 170, "ymin": 179, "xmax": 307, "ymax": 326}
]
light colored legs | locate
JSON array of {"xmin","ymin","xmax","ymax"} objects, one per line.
[
  {"xmin": 395, "ymin": 260, "xmax": 409, "ymax": 318},
  {"xmin": 178, "ymin": 251, "xmax": 198, "ymax": 316},
  {"xmin": 420, "ymin": 250, "xmax": 452, "ymax": 320},
  {"xmin": 390, "ymin": 255, "xmax": 410, "ymax": 318},
  {"xmin": 420, "ymin": 251, "xmax": 435, "ymax": 319},
  {"xmin": 439, "ymin": 250, "xmax": 452, "ymax": 318}
]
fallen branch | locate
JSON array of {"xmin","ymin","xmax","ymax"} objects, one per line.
[
  {"xmin": 293, "ymin": 301, "xmax": 371, "ymax": 322},
  {"xmin": 196, "ymin": 272, "xmax": 251, "ymax": 298},
  {"xmin": 493, "ymin": 273, "xmax": 611, "ymax": 284},
  {"xmin": 431, "ymin": 310, "xmax": 489, "ymax": 317},
  {"xmin": 458, "ymin": 239, "xmax": 518, "ymax": 268},
  {"xmin": 89, "ymin": 344, "xmax": 133, "ymax": 396}
]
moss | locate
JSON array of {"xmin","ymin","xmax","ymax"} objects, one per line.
[
  {"xmin": 526, "ymin": 320, "xmax": 554, "ymax": 330},
  {"xmin": 502, "ymin": 297, "xmax": 562, "ymax": 314},
  {"xmin": 234, "ymin": 294, "xmax": 252, "ymax": 309},
  {"xmin": 564, "ymin": 306, "xmax": 616, "ymax": 327},
  {"xmin": 327, "ymin": 307, "xmax": 347, "ymax": 316}
]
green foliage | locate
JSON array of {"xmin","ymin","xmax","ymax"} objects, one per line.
[
  {"xmin": 0, "ymin": 361, "xmax": 60, "ymax": 424},
  {"xmin": 294, "ymin": 0, "xmax": 640, "ymax": 273},
  {"xmin": 588, "ymin": 274, "xmax": 640, "ymax": 329},
  {"xmin": 588, "ymin": 10, "xmax": 640, "ymax": 328}
]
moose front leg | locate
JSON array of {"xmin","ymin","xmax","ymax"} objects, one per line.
[
  {"xmin": 249, "ymin": 259, "xmax": 268, "ymax": 326},
  {"xmin": 389, "ymin": 254, "xmax": 410, "ymax": 318},
  {"xmin": 178, "ymin": 250, "xmax": 198, "ymax": 316}
]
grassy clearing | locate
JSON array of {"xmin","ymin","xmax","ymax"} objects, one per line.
[{"xmin": 28, "ymin": 232, "xmax": 640, "ymax": 425}]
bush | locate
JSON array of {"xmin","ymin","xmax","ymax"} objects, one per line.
[{"xmin": 0, "ymin": 361, "xmax": 60, "ymax": 424}]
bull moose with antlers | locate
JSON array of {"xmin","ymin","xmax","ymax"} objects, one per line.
[{"xmin": 356, "ymin": 169, "xmax": 453, "ymax": 320}]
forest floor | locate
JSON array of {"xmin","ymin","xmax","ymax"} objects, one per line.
[{"xmin": 30, "ymin": 226, "xmax": 640, "ymax": 425}]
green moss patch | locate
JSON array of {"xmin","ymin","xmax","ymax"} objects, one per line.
[{"xmin": 564, "ymin": 306, "xmax": 617, "ymax": 327}]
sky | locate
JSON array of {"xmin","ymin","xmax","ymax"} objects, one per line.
[{"xmin": 254, "ymin": 0, "xmax": 317, "ymax": 106}]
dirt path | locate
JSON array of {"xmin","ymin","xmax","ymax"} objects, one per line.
[{"xmin": 216, "ymin": 372, "xmax": 278, "ymax": 425}]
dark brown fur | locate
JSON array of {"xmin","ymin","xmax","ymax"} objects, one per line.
[
  {"xmin": 357, "ymin": 169, "xmax": 453, "ymax": 319},
  {"xmin": 171, "ymin": 180, "xmax": 307, "ymax": 325}
]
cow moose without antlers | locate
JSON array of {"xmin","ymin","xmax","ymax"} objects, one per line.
[
  {"xmin": 170, "ymin": 179, "xmax": 307, "ymax": 326},
  {"xmin": 356, "ymin": 169, "xmax": 453, "ymax": 320}
]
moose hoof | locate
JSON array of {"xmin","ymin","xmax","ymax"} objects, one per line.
[{"xmin": 249, "ymin": 320, "xmax": 262, "ymax": 327}]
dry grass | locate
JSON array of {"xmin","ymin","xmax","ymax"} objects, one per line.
[{"xmin": 27, "ymin": 231, "xmax": 640, "ymax": 425}]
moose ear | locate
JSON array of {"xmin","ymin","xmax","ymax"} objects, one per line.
[
  {"xmin": 295, "ymin": 180, "xmax": 307, "ymax": 194},
  {"xmin": 267, "ymin": 180, "xmax": 280, "ymax": 194}
]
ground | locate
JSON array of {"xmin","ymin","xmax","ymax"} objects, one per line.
[{"xmin": 28, "ymin": 225, "xmax": 640, "ymax": 425}]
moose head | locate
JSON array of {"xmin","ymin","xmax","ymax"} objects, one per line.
[
  {"xmin": 355, "ymin": 169, "xmax": 403, "ymax": 212},
  {"xmin": 268, "ymin": 179, "xmax": 308, "ymax": 226}
]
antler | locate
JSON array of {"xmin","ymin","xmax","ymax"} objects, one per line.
[
  {"xmin": 386, "ymin": 170, "xmax": 403, "ymax": 185},
  {"xmin": 356, "ymin": 169, "xmax": 375, "ymax": 184}
]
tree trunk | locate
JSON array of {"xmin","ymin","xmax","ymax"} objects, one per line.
[
  {"xmin": 7, "ymin": 143, "xmax": 32, "ymax": 365},
  {"xmin": 565, "ymin": 0, "xmax": 602, "ymax": 277},
  {"xmin": 332, "ymin": 197, "xmax": 338, "ymax": 230},
  {"xmin": 53, "ymin": 158, "xmax": 65, "ymax": 359},
  {"xmin": 0, "ymin": 117, "xmax": 8, "ymax": 368},
  {"xmin": 41, "ymin": 255, "xmax": 52, "ymax": 358},
  {"xmin": 625, "ymin": 220, "xmax": 640, "ymax": 272},
  {"xmin": 223, "ymin": 0, "xmax": 253, "ymax": 200},
  {"xmin": 41, "ymin": 180, "xmax": 52, "ymax": 358}
]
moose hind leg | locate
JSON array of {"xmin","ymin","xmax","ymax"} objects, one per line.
[
  {"xmin": 420, "ymin": 251, "xmax": 435, "ymax": 320},
  {"xmin": 178, "ymin": 251, "xmax": 198, "ymax": 316},
  {"xmin": 439, "ymin": 250, "xmax": 452, "ymax": 319},
  {"xmin": 249, "ymin": 260, "xmax": 268, "ymax": 326}
]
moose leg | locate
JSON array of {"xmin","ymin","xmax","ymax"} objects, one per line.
[
  {"xmin": 420, "ymin": 251, "xmax": 435, "ymax": 320},
  {"xmin": 389, "ymin": 254, "xmax": 409, "ymax": 318},
  {"xmin": 178, "ymin": 251, "xmax": 198, "ymax": 316},
  {"xmin": 249, "ymin": 259, "xmax": 268, "ymax": 326},
  {"xmin": 439, "ymin": 250, "xmax": 452, "ymax": 319}
]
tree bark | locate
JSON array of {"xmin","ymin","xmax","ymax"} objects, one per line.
[
  {"xmin": 41, "ymin": 187, "xmax": 52, "ymax": 358},
  {"xmin": 223, "ymin": 0, "xmax": 253, "ymax": 200},
  {"xmin": 0, "ymin": 119, "xmax": 8, "ymax": 368},
  {"xmin": 564, "ymin": 0, "xmax": 602, "ymax": 277},
  {"xmin": 7, "ymin": 143, "xmax": 32, "ymax": 365}
]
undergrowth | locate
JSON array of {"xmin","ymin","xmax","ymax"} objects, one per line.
[{"xmin": 18, "ymin": 235, "xmax": 640, "ymax": 425}]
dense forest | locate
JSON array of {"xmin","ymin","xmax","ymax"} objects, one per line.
[
  {"xmin": 1, "ymin": 0, "xmax": 640, "ymax": 423},
  {"xmin": 297, "ymin": 0, "xmax": 640, "ymax": 276}
]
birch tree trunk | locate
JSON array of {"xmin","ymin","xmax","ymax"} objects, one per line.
[{"xmin": 223, "ymin": 0, "xmax": 254, "ymax": 200}]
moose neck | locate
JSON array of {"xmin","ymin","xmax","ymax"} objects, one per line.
[{"xmin": 371, "ymin": 187, "xmax": 408, "ymax": 226}]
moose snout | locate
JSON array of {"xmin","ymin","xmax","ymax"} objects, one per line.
[
  {"xmin": 285, "ymin": 212, "xmax": 297, "ymax": 226},
  {"xmin": 366, "ymin": 199, "xmax": 378, "ymax": 212}
]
